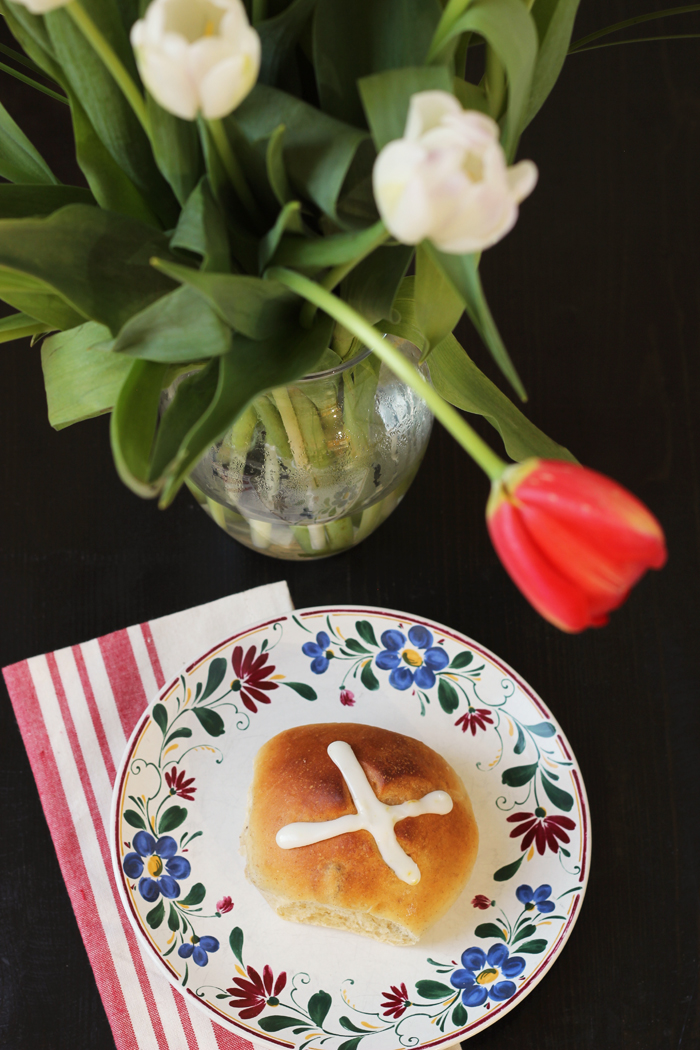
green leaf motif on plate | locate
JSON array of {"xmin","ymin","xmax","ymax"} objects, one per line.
[
  {"xmin": 452, "ymin": 1003, "xmax": 468, "ymax": 1027},
  {"xmin": 229, "ymin": 926, "xmax": 244, "ymax": 965},
  {"xmin": 540, "ymin": 772, "xmax": 574, "ymax": 812},
  {"xmin": 415, "ymin": 979, "xmax": 454, "ymax": 1000},
  {"xmin": 258, "ymin": 1016, "xmax": 304, "ymax": 1032},
  {"xmin": 437, "ymin": 677, "xmax": 459, "ymax": 714},
  {"xmin": 513, "ymin": 722, "xmax": 526, "ymax": 755},
  {"xmin": 344, "ymin": 638, "xmax": 372, "ymax": 655},
  {"xmin": 158, "ymin": 805, "xmax": 188, "ymax": 834},
  {"xmin": 515, "ymin": 938, "xmax": 548, "ymax": 954},
  {"xmin": 168, "ymin": 903, "xmax": 180, "ymax": 932},
  {"xmin": 152, "ymin": 703, "xmax": 168, "ymax": 736},
  {"xmin": 146, "ymin": 900, "xmax": 164, "ymax": 930},
  {"xmin": 164, "ymin": 727, "xmax": 193, "ymax": 746},
  {"xmin": 501, "ymin": 762, "xmax": 538, "ymax": 787},
  {"xmin": 527, "ymin": 721, "xmax": 557, "ymax": 737},
  {"xmin": 355, "ymin": 620, "xmax": 378, "ymax": 647},
  {"xmin": 474, "ymin": 922, "xmax": 506, "ymax": 941},
  {"xmin": 494, "ymin": 854, "xmax": 525, "ymax": 882},
  {"xmin": 339, "ymin": 1017, "xmax": 367, "ymax": 1034},
  {"xmin": 200, "ymin": 657, "xmax": 228, "ymax": 701},
  {"xmin": 284, "ymin": 681, "xmax": 318, "ymax": 701},
  {"xmin": 124, "ymin": 809, "xmax": 147, "ymax": 830},
  {"xmin": 512, "ymin": 923, "xmax": 538, "ymax": 944},
  {"xmin": 179, "ymin": 882, "xmax": 206, "ymax": 907},
  {"xmin": 193, "ymin": 707, "xmax": 225, "ymax": 737},
  {"xmin": 450, "ymin": 651, "xmax": 474, "ymax": 669},
  {"xmin": 337, "ymin": 1038, "xmax": 363, "ymax": 1050},
  {"xmin": 360, "ymin": 661, "xmax": 380, "ymax": 691},
  {"xmin": 308, "ymin": 990, "xmax": 332, "ymax": 1027}
]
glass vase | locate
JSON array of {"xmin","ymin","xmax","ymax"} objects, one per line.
[{"xmin": 169, "ymin": 338, "xmax": 433, "ymax": 560}]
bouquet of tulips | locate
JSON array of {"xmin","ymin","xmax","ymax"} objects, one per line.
[{"xmin": 0, "ymin": 0, "xmax": 667, "ymax": 628}]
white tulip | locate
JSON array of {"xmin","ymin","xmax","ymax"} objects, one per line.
[
  {"xmin": 9, "ymin": 0, "xmax": 69, "ymax": 11},
  {"xmin": 373, "ymin": 91, "xmax": 538, "ymax": 255},
  {"xmin": 131, "ymin": 0, "xmax": 260, "ymax": 121}
]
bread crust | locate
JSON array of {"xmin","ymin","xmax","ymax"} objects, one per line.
[{"xmin": 241, "ymin": 723, "xmax": 478, "ymax": 944}]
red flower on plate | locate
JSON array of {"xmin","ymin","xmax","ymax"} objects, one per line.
[
  {"xmin": 507, "ymin": 808, "xmax": 576, "ymax": 856},
  {"xmin": 216, "ymin": 896, "xmax": 233, "ymax": 914},
  {"xmin": 164, "ymin": 766, "xmax": 196, "ymax": 801},
  {"xmin": 231, "ymin": 645, "xmax": 279, "ymax": 714},
  {"xmin": 339, "ymin": 689, "xmax": 355, "ymax": 707},
  {"xmin": 455, "ymin": 708, "xmax": 494, "ymax": 735},
  {"xmin": 486, "ymin": 458, "xmax": 667, "ymax": 632},
  {"xmin": 381, "ymin": 982, "xmax": 411, "ymax": 1019},
  {"xmin": 472, "ymin": 894, "xmax": 494, "ymax": 910},
  {"xmin": 227, "ymin": 964, "xmax": 287, "ymax": 1019}
]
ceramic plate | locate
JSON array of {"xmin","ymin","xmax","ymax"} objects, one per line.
[{"xmin": 111, "ymin": 606, "xmax": 590, "ymax": 1048}]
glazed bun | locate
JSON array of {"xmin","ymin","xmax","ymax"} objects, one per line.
[{"xmin": 241, "ymin": 723, "xmax": 478, "ymax": 946}]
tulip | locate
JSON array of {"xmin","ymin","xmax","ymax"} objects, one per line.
[
  {"xmin": 372, "ymin": 90, "xmax": 537, "ymax": 254},
  {"xmin": 9, "ymin": 0, "xmax": 69, "ymax": 10},
  {"xmin": 130, "ymin": 0, "xmax": 260, "ymax": 121},
  {"xmin": 486, "ymin": 459, "xmax": 667, "ymax": 632}
]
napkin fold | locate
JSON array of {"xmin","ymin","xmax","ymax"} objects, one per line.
[{"xmin": 3, "ymin": 581, "xmax": 294, "ymax": 1050}]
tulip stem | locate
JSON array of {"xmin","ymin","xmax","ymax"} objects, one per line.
[
  {"xmin": 267, "ymin": 267, "xmax": 509, "ymax": 482},
  {"xmin": 206, "ymin": 118, "xmax": 264, "ymax": 226},
  {"xmin": 299, "ymin": 224, "xmax": 392, "ymax": 329},
  {"xmin": 66, "ymin": 2, "xmax": 151, "ymax": 138}
]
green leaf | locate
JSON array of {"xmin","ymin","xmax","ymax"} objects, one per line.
[
  {"xmin": 258, "ymin": 1016, "xmax": 304, "ymax": 1032},
  {"xmin": 146, "ymin": 900, "xmax": 164, "ymax": 930},
  {"xmin": 164, "ymin": 727, "xmax": 193, "ymax": 747},
  {"xmin": 355, "ymin": 620, "xmax": 378, "ymax": 647},
  {"xmin": 450, "ymin": 651, "xmax": 473, "ymax": 669},
  {"xmin": 474, "ymin": 922, "xmax": 506, "ymax": 940},
  {"xmin": 358, "ymin": 65, "xmax": 453, "ymax": 151},
  {"xmin": 415, "ymin": 979, "xmax": 454, "ymax": 1000},
  {"xmin": 147, "ymin": 94, "xmax": 203, "ymax": 207},
  {"xmin": 179, "ymin": 882, "xmax": 206, "ymax": 907},
  {"xmin": 123, "ymin": 809, "xmax": 147, "ymax": 830},
  {"xmin": 525, "ymin": 0, "xmax": 581, "ymax": 129},
  {"xmin": 258, "ymin": 0, "xmax": 318, "ymax": 85},
  {"xmin": 344, "ymin": 638, "xmax": 372, "ymax": 655},
  {"xmin": 527, "ymin": 721, "xmax": 557, "ymax": 737},
  {"xmin": 0, "ymin": 99, "xmax": 57, "ymax": 185},
  {"xmin": 41, "ymin": 322, "xmax": 132, "ymax": 430},
  {"xmin": 0, "ymin": 184, "xmax": 93, "ymax": 220},
  {"xmin": 0, "ymin": 310, "xmax": 51, "ymax": 344},
  {"xmin": 501, "ymin": 762, "xmax": 538, "ymax": 788},
  {"xmin": 193, "ymin": 707, "xmax": 226, "ymax": 737},
  {"xmin": 512, "ymin": 923, "xmax": 538, "ymax": 944},
  {"xmin": 493, "ymin": 853, "xmax": 525, "ymax": 881},
  {"xmin": 200, "ymin": 656, "xmax": 229, "ymax": 701},
  {"xmin": 110, "ymin": 359, "xmax": 169, "ymax": 498},
  {"xmin": 360, "ymin": 661, "xmax": 380, "ymax": 691},
  {"xmin": 314, "ymin": 0, "xmax": 443, "ymax": 128},
  {"xmin": 148, "ymin": 362, "xmax": 219, "ymax": 482},
  {"xmin": 229, "ymin": 926, "xmax": 244, "ymax": 965},
  {"xmin": 308, "ymin": 990, "xmax": 332, "ymax": 1027},
  {"xmin": 158, "ymin": 806, "xmax": 188, "ymax": 834},
  {"xmin": 273, "ymin": 220, "xmax": 384, "ymax": 270},
  {"xmin": 345, "ymin": 243, "xmax": 413, "ymax": 325},
  {"xmin": 339, "ymin": 1017, "xmax": 367, "ymax": 1034},
  {"xmin": 168, "ymin": 903, "xmax": 180, "ymax": 932},
  {"xmin": 0, "ymin": 267, "xmax": 86, "ymax": 331},
  {"xmin": 265, "ymin": 124, "xmax": 293, "ymax": 207},
  {"xmin": 158, "ymin": 313, "xmax": 334, "ymax": 506},
  {"xmin": 259, "ymin": 200, "xmax": 303, "ymax": 270},
  {"xmin": 429, "ymin": 331, "xmax": 576, "ymax": 461},
  {"xmin": 415, "ymin": 244, "xmax": 465, "ymax": 354},
  {"xmin": 452, "ymin": 1003, "xmax": 468, "ymax": 1027},
  {"xmin": 171, "ymin": 177, "xmax": 231, "ymax": 274},
  {"xmin": 514, "ymin": 722, "xmax": 526, "ymax": 756},
  {"xmin": 452, "ymin": 76, "xmax": 489, "ymax": 113},
  {"xmin": 111, "ymin": 285, "xmax": 233, "ymax": 364},
  {"xmin": 152, "ymin": 703, "xmax": 168, "ymax": 736},
  {"xmin": 437, "ymin": 677, "xmax": 459, "ymax": 714},
  {"xmin": 540, "ymin": 772, "xmax": 574, "ymax": 812},
  {"xmin": 284, "ymin": 682, "xmax": 318, "ymax": 700},
  {"xmin": 515, "ymin": 938, "xmax": 548, "ymax": 954}
]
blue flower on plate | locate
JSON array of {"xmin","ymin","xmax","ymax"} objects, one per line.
[
  {"xmin": 450, "ymin": 944, "xmax": 526, "ymax": 1007},
  {"xmin": 122, "ymin": 831, "xmax": 191, "ymax": 902},
  {"xmin": 375, "ymin": 625, "xmax": 449, "ymax": 690},
  {"xmin": 516, "ymin": 883, "xmax": 555, "ymax": 913},
  {"xmin": 302, "ymin": 631, "xmax": 333, "ymax": 674},
  {"xmin": 178, "ymin": 935, "xmax": 220, "ymax": 967}
]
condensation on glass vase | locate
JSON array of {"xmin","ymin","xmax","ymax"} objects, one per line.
[{"xmin": 172, "ymin": 338, "xmax": 433, "ymax": 559}]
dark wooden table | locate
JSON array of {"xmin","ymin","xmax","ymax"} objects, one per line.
[{"xmin": 1, "ymin": 4, "xmax": 698, "ymax": 1047}]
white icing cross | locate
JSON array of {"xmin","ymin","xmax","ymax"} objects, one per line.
[{"xmin": 275, "ymin": 740, "xmax": 453, "ymax": 885}]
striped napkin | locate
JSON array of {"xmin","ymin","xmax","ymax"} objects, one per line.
[{"xmin": 3, "ymin": 581, "xmax": 294, "ymax": 1050}]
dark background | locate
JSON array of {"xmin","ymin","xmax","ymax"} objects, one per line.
[{"xmin": 1, "ymin": 2, "xmax": 698, "ymax": 1047}]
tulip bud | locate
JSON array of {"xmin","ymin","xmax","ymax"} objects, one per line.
[
  {"xmin": 9, "ymin": 0, "xmax": 69, "ymax": 11},
  {"xmin": 486, "ymin": 459, "xmax": 667, "ymax": 632},
  {"xmin": 130, "ymin": 0, "xmax": 260, "ymax": 121},
  {"xmin": 373, "ymin": 91, "xmax": 537, "ymax": 255}
]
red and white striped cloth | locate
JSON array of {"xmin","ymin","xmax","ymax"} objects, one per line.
[{"xmin": 3, "ymin": 581, "xmax": 293, "ymax": 1050}]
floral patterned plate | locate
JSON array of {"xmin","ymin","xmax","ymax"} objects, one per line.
[{"xmin": 111, "ymin": 606, "xmax": 590, "ymax": 1049}]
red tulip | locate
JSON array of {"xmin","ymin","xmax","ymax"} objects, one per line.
[{"xmin": 486, "ymin": 459, "xmax": 667, "ymax": 632}]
